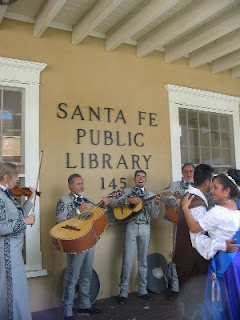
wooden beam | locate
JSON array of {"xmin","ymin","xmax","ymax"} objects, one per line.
[
  {"xmin": 212, "ymin": 49, "xmax": 240, "ymax": 73},
  {"xmin": 189, "ymin": 29, "xmax": 240, "ymax": 68},
  {"xmin": 106, "ymin": 0, "xmax": 180, "ymax": 52},
  {"xmin": 72, "ymin": 0, "xmax": 123, "ymax": 46},
  {"xmin": 165, "ymin": 8, "xmax": 240, "ymax": 63},
  {"xmin": 34, "ymin": 0, "xmax": 67, "ymax": 37},
  {"xmin": 0, "ymin": 6, "xmax": 7, "ymax": 24},
  {"xmin": 137, "ymin": 0, "xmax": 235, "ymax": 58},
  {"xmin": 232, "ymin": 65, "xmax": 240, "ymax": 78}
]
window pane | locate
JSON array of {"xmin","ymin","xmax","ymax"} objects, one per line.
[
  {"xmin": 181, "ymin": 146, "xmax": 188, "ymax": 164},
  {"xmin": 188, "ymin": 110, "xmax": 198, "ymax": 129},
  {"xmin": 200, "ymin": 128, "xmax": 210, "ymax": 146},
  {"xmin": 0, "ymin": 87, "xmax": 24, "ymax": 170},
  {"xmin": 210, "ymin": 113, "xmax": 219, "ymax": 130},
  {"xmin": 180, "ymin": 126, "xmax": 188, "ymax": 145},
  {"xmin": 221, "ymin": 132, "xmax": 230, "ymax": 148},
  {"xmin": 189, "ymin": 146, "xmax": 200, "ymax": 163},
  {"xmin": 201, "ymin": 147, "xmax": 211, "ymax": 163},
  {"xmin": 212, "ymin": 148, "xmax": 221, "ymax": 165},
  {"xmin": 179, "ymin": 109, "xmax": 187, "ymax": 126},
  {"xmin": 210, "ymin": 131, "xmax": 221, "ymax": 146},
  {"xmin": 199, "ymin": 112, "xmax": 208, "ymax": 129},
  {"xmin": 2, "ymin": 136, "xmax": 21, "ymax": 162},
  {"xmin": 189, "ymin": 128, "xmax": 199, "ymax": 146},
  {"xmin": 222, "ymin": 149, "xmax": 231, "ymax": 165},
  {"xmin": 3, "ymin": 90, "xmax": 22, "ymax": 133},
  {"xmin": 220, "ymin": 115, "xmax": 229, "ymax": 131}
]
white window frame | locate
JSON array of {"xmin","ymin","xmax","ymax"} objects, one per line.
[
  {"xmin": 0, "ymin": 57, "xmax": 47, "ymax": 277},
  {"xmin": 166, "ymin": 84, "xmax": 240, "ymax": 181}
]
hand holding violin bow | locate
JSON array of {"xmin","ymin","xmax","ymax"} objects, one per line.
[{"xmin": 24, "ymin": 212, "xmax": 36, "ymax": 225}]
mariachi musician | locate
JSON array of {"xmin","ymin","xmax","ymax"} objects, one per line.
[
  {"xmin": 160, "ymin": 162, "xmax": 195, "ymax": 301},
  {"xmin": 56, "ymin": 173, "xmax": 105, "ymax": 320},
  {"xmin": 0, "ymin": 162, "xmax": 36, "ymax": 320},
  {"xmin": 108, "ymin": 169, "xmax": 160, "ymax": 304}
]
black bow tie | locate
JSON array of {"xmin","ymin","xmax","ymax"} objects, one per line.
[
  {"xmin": 74, "ymin": 195, "xmax": 85, "ymax": 207},
  {"xmin": 133, "ymin": 187, "xmax": 144, "ymax": 197},
  {"xmin": 182, "ymin": 182, "xmax": 194, "ymax": 189}
]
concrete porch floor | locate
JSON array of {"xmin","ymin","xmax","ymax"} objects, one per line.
[{"xmin": 32, "ymin": 290, "xmax": 183, "ymax": 320}]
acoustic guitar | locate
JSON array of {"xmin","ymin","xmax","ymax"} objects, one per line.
[
  {"xmin": 50, "ymin": 191, "xmax": 120, "ymax": 254},
  {"xmin": 113, "ymin": 191, "xmax": 182, "ymax": 223},
  {"xmin": 164, "ymin": 194, "xmax": 183, "ymax": 223},
  {"xmin": 113, "ymin": 195, "xmax": 157, "ymax": 222}
]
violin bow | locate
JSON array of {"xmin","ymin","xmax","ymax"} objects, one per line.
[{"xmin": 32, "ymin": 150, "xmax": 43, "ymax": 213}]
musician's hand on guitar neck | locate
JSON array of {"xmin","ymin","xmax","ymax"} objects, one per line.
[
  {"xmin": 79, "ymin": 202, "xmax": 92, "ymax": 211},
  {"xmin": 154, "ymin": 195, "xmax": 161, "ymax": 205},
  {"xmin": 128, "ymin": 197, "xmax": 141, "ymax": 205},
  {"xmin": 102, "ymin": 196, "xmax": 109, "ymax": 207}
]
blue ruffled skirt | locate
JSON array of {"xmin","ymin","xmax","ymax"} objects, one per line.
[{"xmin": 201, "ymin": 249, "xmax": 240, "ymax": 320}]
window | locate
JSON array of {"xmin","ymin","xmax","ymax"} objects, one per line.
[
  {"xmin": 0, "ymin": 87, "xmax": 24, "ymax": 165},
  {"xmin": 179, "ymin": 108, "xmax": 235, "ymax": 173},
  {"xmin": 166, "ymin": 84, "xmax": 240, "ymax": 181},
  {"xmin": 0, "ymin": 57, "xmax": 47, "ymax": 277}
]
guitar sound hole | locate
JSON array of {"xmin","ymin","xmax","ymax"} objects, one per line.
[
  {"xmin": 80, "ymin": 212, "xmax": 93, "ymax": 220},
  {"xmin": 62, "ymin": 225, "xmax": 81, "ymax": 231}
]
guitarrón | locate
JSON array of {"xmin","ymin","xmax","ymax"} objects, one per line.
[{"xmin": 50, "ymin": 206, "xmax": 108, "ymax": 254}]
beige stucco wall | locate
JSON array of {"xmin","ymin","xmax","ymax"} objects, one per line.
[{"xmin": 0, "ymin": 19, "xmax": 239, "ymax": 312}]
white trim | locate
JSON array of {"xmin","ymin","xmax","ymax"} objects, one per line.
[
  {"xmin": 4, "ymin": 12, "xmax": 138, "ymax": 46},
  {"xmin": 0, "ymin": 57, "xmax": 47, "ymax": 277},
  {"xmin": 26, "ymin": 269, "xmax": 48, "ymax": 279},
  {"xmin": 165, "ymin": 84, "xmax": 240, "ymax": 181}
]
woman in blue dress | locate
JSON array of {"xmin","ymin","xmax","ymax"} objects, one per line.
[
  {"xmin": 182, "ymin": 169, "xmax": 240, "ymax": 320},
  {"xmin": 0, "ymin": 162, "xmax": 36, "ymax": 320}
]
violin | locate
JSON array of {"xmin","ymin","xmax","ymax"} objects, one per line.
[{"xmin": 11, "ymin": 186, "xmax": 41, "ymax": 198}]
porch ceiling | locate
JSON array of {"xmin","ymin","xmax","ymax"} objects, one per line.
[{"xmin": 1, "ymin": 0, "xmax": 240, "ymax": 78}]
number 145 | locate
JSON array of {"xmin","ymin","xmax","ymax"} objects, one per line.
[{"xmin": 100, "ymin": 177, "xmax": 127, "ymax": 190}]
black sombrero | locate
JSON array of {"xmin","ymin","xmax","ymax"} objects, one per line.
[
  {"xmin": 73, "ymin": 268, "xmax": 100, "ymax": 307},
  {"xmin": 147, "ymin": 253, "xmax": 168, "ymax": 293}
]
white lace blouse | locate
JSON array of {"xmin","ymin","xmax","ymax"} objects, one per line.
[{"xmin": 195, "ymin": 205, "xmax": 240, "ymax": 260}]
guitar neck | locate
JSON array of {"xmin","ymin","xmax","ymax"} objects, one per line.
[
  {"xmin": 96, "ymin": 190, "xmax": 122, "ymax": 208},
  {"xmin": 83, "ymin": 198, "xmax": 96, "ymax": 206},
  {"xmin": 143, "ymin": 195, "xmax": 157, "ymax": 203},
  {"xmin": 96, "ymin": 200, "xmax": 103, "ymax": 207}
]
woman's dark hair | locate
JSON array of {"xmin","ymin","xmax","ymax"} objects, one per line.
[
  {"xmin": 213, "ymin": 169, "xmax": 240, "ymax": 198},
  {"xmin": 227, "ymin": 168, "xmax": 240, "ymax": 186}
]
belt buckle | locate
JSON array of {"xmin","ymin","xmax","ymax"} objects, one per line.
[{"xmin": 135, "ymin": 220, "xmax": 146, "ymax": 225}]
